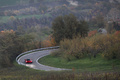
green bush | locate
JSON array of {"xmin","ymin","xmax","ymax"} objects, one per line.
[
  {"xmin": 51, "ymin": 49, "xmax": 63, "ymax": 57},
  {"xmin": 102, "ymin": 35, "xmax": 120, "ymax": 60},
  {"xmin": 55, "ymin": 33, "xmax": 120, "ymax": 60}
]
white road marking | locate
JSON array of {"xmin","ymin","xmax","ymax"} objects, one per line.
[{"xmin": 17, "ymin": 49, "xmax": 70, "ymax": 71}]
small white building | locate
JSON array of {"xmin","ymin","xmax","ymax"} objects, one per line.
[{"xmin": 98, "ymin": 28, "xmax": 107, "ymax": 34}]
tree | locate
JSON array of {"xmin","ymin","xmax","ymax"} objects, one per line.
[
  {"xmin": 0, "ymin": 30, "xmax": 19, "ymax": 67},
  {"xmin": 38, "ymin": 5, "xmax": 47, "ymax": 13},
  {"xmin": 52, "ymin": 14, "xmax": 89, "ymax": 44},
  {"xmin": 88, "ymin": 15, "xmax": 105, "ymax": 29},
  {"xmin": 107, "ymin": 8, "xmax": 120, "ymax": 21},
  {"xmin": 96, "ymin": 15, "xmax": 105, "ymax": 28},
  {"xmin": 52, "ymin": 16, "xmax": 65, "ymax": 43},
  {"xmin": 29, "ymin": 0, "xmax": 34, "ymax": 4},
  {"xmin": 113, "ymin": 22, "xmax": 120, "ymax": 31},
  {"xmin": 0, "ymin": 30, "xmax": 34, "ymax": 67},
  {"xmin": 78, "ymin": 20, "xmax": 89, "ymax": 37},
  {"xmin": 37, "ymin": 0, "xmax": 43, "ymax": 3}
]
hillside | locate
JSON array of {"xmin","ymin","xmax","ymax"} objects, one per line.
[
  {"xmin": 0, "ymin": 0, "xmax": 119, "ymax": 7},
  {"xmin": 0, "ymin": 0, "xmax": 18, "ymax": 7},
  {"xmin": 0, "ymin": 0, "xmax": 120, "ymax": 31},
  {"xmin": 0, "ymin": 1, "xmax": 120, "ymax": 80}
]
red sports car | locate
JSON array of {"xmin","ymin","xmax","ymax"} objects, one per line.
[{"xmin": 25, "ymin": 59, "xmax": 32, "ymax": 63}]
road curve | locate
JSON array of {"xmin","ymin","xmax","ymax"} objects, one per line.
[{"xmin": 18, "ymin": 49, "xmax": 69, "ymax": 71}]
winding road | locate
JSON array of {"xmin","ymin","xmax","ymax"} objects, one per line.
[{"xmin": 18, "ymin": 49, "xmax": 69, "ymax": 71}]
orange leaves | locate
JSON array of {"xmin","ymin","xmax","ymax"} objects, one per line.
[
  {"xmin": 9, "ymin": 16, "xmax": 16, "ymax": 21},
  {"xmin": 42, "ymin": 36, "xmax": 56, "ymax": 47},
  {"xmin": 42, "ymin": 40, "xmax": 51, "ymax": 47},
  {"xmin": 1, "ymin": 31, "xmax": 4, "ymax": 33},
  {"xmin": 0, "ymin": 30, "xmax": 15, "ymax": 34},
  {"xmin": 13, "ymin": 10, "xmax": 20, "ymax": 15},
  {"xmin": 88, "ymin": 30, "xmax": 97, "ymax": 37},
  {"xmin": 4, "ymin": 7, "xmax": 37, "ymax": 16},
  {"xmin": 60, "ymin": 31, "xmax": 120, "ymax": 60},
  {"xmin": 114, "ymin": 31, "xmax": 120, "ymax": 35}
]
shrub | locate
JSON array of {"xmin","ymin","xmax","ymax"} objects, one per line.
[
  {"xmin": 88, "ymin": 30, "xmax": 97, "ymax": 37},
  {"xmin": 42, "ymin": 36, "xmax": 56, "ymax": 47},
  {"xmin": 51, "ymin": 49, "xmax": 63, "ymax": 57},
  {"xmin": 57, "ymin": 31, "xmax": 120, "ymax": 60},
  {"xmin": 102, "ymin": 33, "xmax": 120, "ymax": 59}
]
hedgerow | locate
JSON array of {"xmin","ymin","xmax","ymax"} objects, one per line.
[{"xmin": 52, "ymin": 31, "xmax": 120, "ymax": 60}]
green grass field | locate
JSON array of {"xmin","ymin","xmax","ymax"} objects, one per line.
[
  {"xmin": 0, "ymin": 0, "xmax": 17, "ymax": 7},
  {"xmin": 0, "ymin": 13, "xmax": 51, "ymax": 23},
  {"xmin": 0, "ymin": 0, "xmax": 59, "ymax": 7},
  {"xmin": 0, "ymin": 62, "xmax": 120, "ymax": 80},
  {"xmin": 39, "ymin": 55, "xmax": 120, "ymax": 72},
  {"xmin": 0, "ymin": 0, "xmax": 29, "ymax": 7}
]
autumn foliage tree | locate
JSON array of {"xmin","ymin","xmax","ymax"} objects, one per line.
[
  {"xmin": 0, "ymin": 30, "xmax": 34, "ymax": 67},
  {"xmin": 52, "ymin": 31, "xmax": 120, "ymax": 60},
  {"xmin": 88, "ymin": 30, "xmax": 97, "ymax": 37},
  {"xmin": 42, "ymin": 35, "xmax": 56, "ymax": 47}
]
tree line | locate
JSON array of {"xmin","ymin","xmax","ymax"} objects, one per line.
[
  {"xmin": 0, "ymin": 26, "xmax": 54, "ymax": 68},
  {"xmin": 0, "ymin": 0, "xmax": 120, "ymax": 31},
  {"xmin": 0, "ymin": 30, "xmax": 34, "ymax": 67},
  {"xmin": 0, "ymin": 13, "xmax": 119, "ymax": 68},
  {"xmin": 0, "ymin": 13, "xmax": 89, "ymax": 68},
  {"xmin": 51, "ymin": 14, "xmax": 120, "ymax": 61}
]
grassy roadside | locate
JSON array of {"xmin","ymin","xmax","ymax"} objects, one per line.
[
  {"xmin": 0, "ymin": 62, "xmax": 120, "ymax": 80},
  {"xmin": 38, "ymin": 55, "xmax": 120, "ymax": 72},
  {"xmin": 0, "ymin": 62, "xmax": 66, "ymax": 80}
]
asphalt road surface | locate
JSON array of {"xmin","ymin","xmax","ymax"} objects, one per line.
[{"xmin": 18, "ymin": 49, "xmax": 69, "ymax": 71}]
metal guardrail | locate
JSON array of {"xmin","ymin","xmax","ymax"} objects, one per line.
[{"xmin": 16, "ymin": 46, "xmax": 60, "ymax": 64}]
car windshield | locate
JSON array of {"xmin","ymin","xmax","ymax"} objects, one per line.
[{"xmin": 26, "ymin": 59, "xmax": 31, "ymax": 61}]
